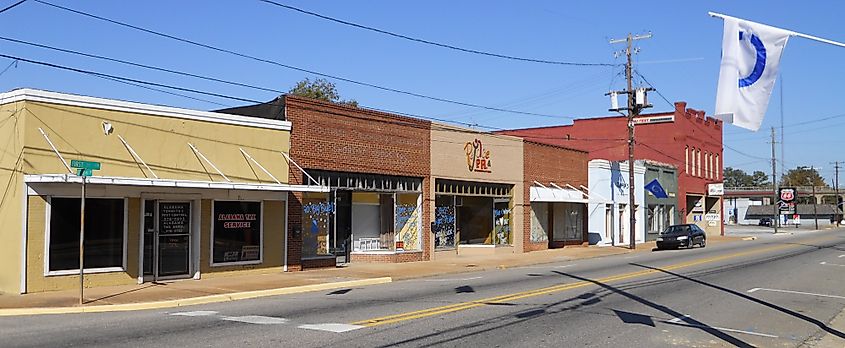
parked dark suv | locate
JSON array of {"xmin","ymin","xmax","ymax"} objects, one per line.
[
  {"xmin": 758, "ymin": 217, "xmax": 773, "ymax": 227},
  {"xmin": 656, "ymin": 224, "xmax": 706, "ymax": 250}
]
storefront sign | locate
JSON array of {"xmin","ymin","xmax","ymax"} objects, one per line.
[
  {"xmin": 464, "ymin": 138, "xmax": 492, "ymax": 173},
  {"xmin": 633, "ymin": 115, "xmax": 674, "ymax": 125},
  {"xmin": 160, "ymin": 202, "xmax": 190, "ymax": 234},
  {"xmin": 704, "ymin": 213, "xmax": 720, "ymax": 221},
  {"xmin": 213, "ymin": 201, "xmax": 261, "ymax": 263},
  {"xmin": 707, "ymin": 183, "xmax": 724, "ymax": 196}
]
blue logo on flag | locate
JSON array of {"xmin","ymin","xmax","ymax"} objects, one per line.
[
  {"xmin": 644, "ymin": 179, "xmax": 669, "ymax": 199},
  {"xmin": 738, "ymin": 31, "xmax": 767, "ymax": 88}
]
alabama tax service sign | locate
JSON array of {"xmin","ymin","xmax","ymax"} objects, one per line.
[{"xmin": 213, "ymin": 201, "xmax": 262, "ymax": 263}]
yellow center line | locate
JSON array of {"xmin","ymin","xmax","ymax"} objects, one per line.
[{"xmin": 352, "ymin": 236, "xmax": 836, "ymax": 327}]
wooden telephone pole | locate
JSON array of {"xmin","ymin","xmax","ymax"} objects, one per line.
[{"xmin": 608, "ymin": 32, "xmax": 653, "ymax": 249}]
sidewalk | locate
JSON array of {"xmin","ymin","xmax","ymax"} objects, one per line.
[{"xmin": 0, "ymin": 235, "xmax": 741, "ymax": 315}]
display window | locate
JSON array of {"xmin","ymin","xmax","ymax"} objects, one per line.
[
  {"xmin": 302, "ymin": 192, "xmax": 333, "ymax": 258},
  {"xmin": 47, "ymin": 197, "xmax": 126, "ymax": 274},
  {"xmin": 212, "ymin": 201, "xmax": 262, "ymax": 265}
]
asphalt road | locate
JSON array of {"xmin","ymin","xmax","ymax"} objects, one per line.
[{"xmin": 3, "ymin": 229, "xmax": 845, "ymax": 347}]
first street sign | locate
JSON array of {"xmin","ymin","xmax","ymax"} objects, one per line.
[{"xmin": 70, "ymin": 160, "xmax": 101, "ymax": 171}]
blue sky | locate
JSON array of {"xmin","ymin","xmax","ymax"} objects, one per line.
[{"xmin": 1, "ymin": 1, "xmax": 843, "ymax": 183}]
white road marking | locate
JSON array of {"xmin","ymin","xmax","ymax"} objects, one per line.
[
  {"xmin": 665, "ymin": 315, "xmax": 778, "ymax": 338},
  {"xmin": 668, "ymin": 314, "xmax": 690, "ymax": 323},
  {"xmin": 419, "ymin": 276, "xmax": 483, "ymax": 282},
  {"xmin": 838, "ymin": 254, "xmax": 845, "ymax": 258},
  {"xmin": 220, "ymin": 315, "xmax": 288, "ymax": 325},
  {"xmin": 747, "ymin": 287, "xmax": 845, "ymax": 300},
  {"xmin": 820, "ymin": 261, "xmax": 845, "ymax": 267},
  {"xmin": 170, "ymin": 311, "xmax": 218, "ymax": 317},
  {"xmin": 298, "ymin": 323, "xmax": 364, "ymax": 333}
]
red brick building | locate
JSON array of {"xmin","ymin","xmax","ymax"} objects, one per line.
[
  {"xmin": 500, "ymin": 102, "xmax": 725, "ymax": 236},
  {"xmin": 522, "ymin": 141, "xmax": 589, "ymax": 251}
]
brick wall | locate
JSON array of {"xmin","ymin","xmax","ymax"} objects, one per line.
[
  {"xmin": 285, "ymin": 96, "xmax": 432, "ymax": 268},
  {"xmin": 350, "ymin": 251, "xmax": 424, "ymax": 263},
  {"xmin": 501, "ymin": 101, "xmax": 724, "ymax": 236},
  {"xmin": 522, "ymin": 141, "xmax": 589, "ymax": 252}
]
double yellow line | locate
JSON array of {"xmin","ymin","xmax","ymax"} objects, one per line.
[{"xmin": 352, "ymin": 238, "xmax": 830, "ymax": 327}]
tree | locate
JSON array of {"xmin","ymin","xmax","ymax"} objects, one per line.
[
  {"xmin": 724, "ymin": 167, "xmax": 750, "ymax": 187},
  {"xmin": 780, "ymin": 166, "xmax": 827, "ymax": 187},
  {"xmin": 724, "ymin": 167, "xmax": 770, "ymax": 187},
  {"xmin": 750, "ymin": 171, "xmax": 771, "ymax": 187},
  {"xmin": 288, "ymin": 78, "xmax": 358, "ymax": 107}
]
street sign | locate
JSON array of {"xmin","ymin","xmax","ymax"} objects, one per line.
[
  {"xmin": 76, "ymin": 168, "xmax": 92, "ymax": 177},
  {"xmin": 70, "ymin": 160, "xmax": 101, "ymax": 171}
]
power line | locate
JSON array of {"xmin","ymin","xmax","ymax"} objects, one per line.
[
  {"xmin": 0, "ymin": 58, "xmax": 17, "ymax": 77},
  {"xmin": 258, "ymin": 0, "xmax": 616, "ymax": 67},
  {"xmin": 32, "ymin": 0, "xmax": 572, "ymax": 120},
  {"xmin": 0, "ymin": 36, "xmax": 285, "ymax": 95},
  {"xmin": 1, "ymin": 48, "xmax": 630, "ymax": 143},
  {"xmin": 0, "ymin": 0, "xmax": 27, "ymax": 14},
  {"xmin": 0, "ymin": 53, "xmax": 263, "ymax": 104}
]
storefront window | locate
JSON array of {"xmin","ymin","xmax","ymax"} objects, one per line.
[
  {"xmin": 494, "ymin": 200, "xmax": 511, "ymax": 245},
  {"xmin": 212, "ymin": 201, "xmax": 261, "ymax": 264},
  {"xmin": 49, "ymin": 197, "xmax": 125, "ymax": 272},
  {"xmin": 395, "ymin": 193, "xmax": 421, "ymax": 250},
  {"xmin": 434, "ymin": 195, "xmax": 456, "ymax": 248},
  {"xmin": 351, "ymin": 192, "xmax": 395, "ymax": 251},
  {"xmin": 553, "ymin": 203, "xmax": 583, "ymax": 242},
  {"xmin": 530, "ymin": 203, "xmax": 549, "ymax": 242},
  {"xmin": 302, "ymin": 192, "xmax": 333, "ymax": 258}
]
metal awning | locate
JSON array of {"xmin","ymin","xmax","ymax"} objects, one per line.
[
  {"xmin": 24, "ymin": 174, "xmax": 329, "ymax": 193},
  {"xmin": 529, "ymin": 185, "xmax": 587, "ymax": 203}
]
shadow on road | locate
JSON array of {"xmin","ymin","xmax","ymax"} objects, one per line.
[
  {"xmin": 631, "ymin": 263, "xmax": 845, "ymax": 341},
  {"xmin": 556, "ymin": 271, "xmax": 754, "ymax": 347}
]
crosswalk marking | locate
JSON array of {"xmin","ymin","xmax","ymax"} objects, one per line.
[
  {"xmin": 221, "ymin": 315, "xmax": 288, "ymax": 325},
  {"xmin": 299, "ymin": 323, "xmax": 364, "ymax": 333}
]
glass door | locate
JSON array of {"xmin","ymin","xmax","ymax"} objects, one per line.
[{"xmin": 157, "ymin": 201, "xmax": 191, "ymax": 278}]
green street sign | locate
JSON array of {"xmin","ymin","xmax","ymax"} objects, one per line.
[
  {"xmin": 70, "ymin": 160, "xmax": 101, "ymax": 170},
  {"xmin": 76, "ymin": 168, "xmax": 93, "ymax": 177}
]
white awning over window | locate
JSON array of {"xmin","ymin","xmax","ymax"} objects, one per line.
[
  {"xmin": 25, "ymin": 174, "xmax": 329, "ymax": 193},
  {"xmin": 529, "ymin": 186, "xmax": 587, "ymax": 203}
]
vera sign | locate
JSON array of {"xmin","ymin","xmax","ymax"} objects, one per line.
[{"xmin": 464, "ymin": 138, "xmax": 491, "ymax": 173}]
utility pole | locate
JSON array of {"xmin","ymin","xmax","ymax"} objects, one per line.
[
  {"xmin": 608, "ymin": 32, "xmax": 653, "ymax": 250},
  {"xmin": 832, "ymin": 161, "xmax": 842, "ymax": 227},
  {"xmin": 771, "ymin": 127, "xmax": 779, "ymax": 234}
]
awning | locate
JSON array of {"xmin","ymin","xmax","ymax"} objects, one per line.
[
  {"xmin": 24, "ymin": 174, "xmax": 329, "ymax": 193},
  {"xmin": 529, "ymin": 186, "xmax": 587, "ymax": 203}
]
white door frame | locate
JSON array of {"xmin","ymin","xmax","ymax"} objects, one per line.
[{"xmin": 139, "ymin": 194, "xmax": 201, "ymax": 283}]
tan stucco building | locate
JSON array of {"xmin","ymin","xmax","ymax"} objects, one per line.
[
  {"xmin": 0, "ymin": 89, "xmax": 324, "ymax": 294},
  {"xmin": 429, "ymin": 126, "xmax": 525, "ymax": 256}
]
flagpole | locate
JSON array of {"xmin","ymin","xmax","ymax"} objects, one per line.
[{"xmin": 708, "ymin": 12, "xmax": 845, "ymax": 48}]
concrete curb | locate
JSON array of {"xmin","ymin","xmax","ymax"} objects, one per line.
[
  {"xmin": 0, "ymin": 277, "xmax": 392, "ymax": 317},
  {"xmin": 742, "ymin": 236, "xmax": 757, "ymax": 241}
]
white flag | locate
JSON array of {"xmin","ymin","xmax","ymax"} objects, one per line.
[{"xmin": 715, "ymin": 17, "xmax": 791, "ymax": 131}]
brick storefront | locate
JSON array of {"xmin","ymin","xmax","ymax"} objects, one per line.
[
  {"xmin": 522, "ymin": 141, "xmax": 590, "ymax": 251},
  {"xmin": 285, "ymin": 96, "xmax": 432, "ymax": 267}
]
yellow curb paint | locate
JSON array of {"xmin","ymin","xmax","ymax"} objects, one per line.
[
  {"xmin": 0, "ymin": 277, "xmax": 392, "ymax": 317},
  {"xmin": 353, "ymin": 238, "xmax": 833, "ymax": 327}
]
